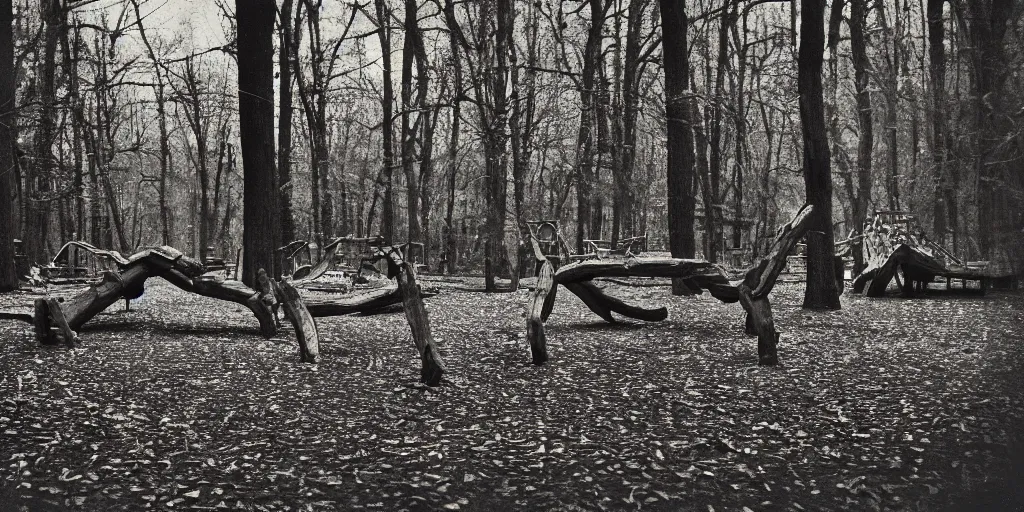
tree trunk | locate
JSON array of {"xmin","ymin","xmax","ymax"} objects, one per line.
[
  {"xmin": 849, "ymin": 0, "xmax": 873, "ymax": 276},
  {"xmin": 278, "ymin": 0, "xmax": 296, "ymax": 245},
  {"xmin": 660, "ymin": 1, "xmax": 697, "ymax": 266},
  {"xmin": 376, "ymin": 0, "xmax": 395, "ymax": 244},
  {"xmin": 237, "ymin": 0, "xmax": 280, "ymax": 285},
  {"xmin": 798, "ymin": 0, "xmax": 842, "ymax": 310},
  {"xmin": 0, "ymin": 0, "xmax": 16, "ymax": 291},
  {"xmin": 25, "ymin": 0, "xmax": 62, "ymax": 265}
]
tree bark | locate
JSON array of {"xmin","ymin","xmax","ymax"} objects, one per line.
[
  {"xmin": 798, "ymin": 0, "xmax": 842, "ymax": 310},
  {"xmin": 660, "ymin": 0, "xmax": 697, "ymax": 286},
  {"xmin": 849, "ymin": 0, "xmax": 873, "ymax": 276},
  {"xmin": 25, "ymin": 0, "xmax": 62, "ymax": 264},
  {"xmin": 278, "ymin": 0, "xmax": 296, "ymax": 245},
  {"xmin": 0, "ymin": 0, "xmax": 17, "ymax": 291},
  {"xmin": 237, "ymin": 0, "xmax": 281, "ymax": 285},
  {"xmin": 375, "ymin": 0, "xmax": 396, "ymax": 244}
]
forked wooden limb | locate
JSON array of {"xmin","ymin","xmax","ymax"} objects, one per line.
[
  {"xmin": 737, "ymin": 284, "xmax": 778, "ymax": 365},
  {"xmin": 526, "ymin": 259, "xmax": 554, "ymax": 364},
  {"xmin": 273, "ymin": 278, "xmax": 320, "ymax": 363},
  {"xmin": 392, "ymin": 253, "xmax": 446, "ymax": 386}
]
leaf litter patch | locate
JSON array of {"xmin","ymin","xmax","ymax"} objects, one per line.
[{"xmin": 1, "ymin": 280, "xmax": 1023, "ymax": 510}]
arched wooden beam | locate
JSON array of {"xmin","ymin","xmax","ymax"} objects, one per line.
[
  {"xmin": 291, "ymin": 237, "xmax": 343, "ymax": 283},
  {"xmin": 160, "ymin": 270, "xmax": 277, "ymax": 338},
  {"xmin": 526, "ymin": 205, "xmax": 816, "ymax": 367},
  {"xmin": 303, "ymin": 286, "xmax": 438, "ymax": 317},
  {"xmin": 26, "ymin": 247, "xmax": 321, "ymax": 364}
]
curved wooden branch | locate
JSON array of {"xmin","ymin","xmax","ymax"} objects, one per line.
[
  {"xmin": 274, "ymin": 279, "xmax": 320, "ymax": 363},
  {"xmin": 741, "ymin": 204, "xmax": 814, "ymax": 299},
  {"xmin": 303, "ymin": 286, "xmax": 438, "ymax": 317},
  {"xmin": 160, "ymin": 270, "xmax": 277, "ymax": 338},
  {"xmin": 292, "ymin": 237, "xmax": 343, "ymax": 283}
]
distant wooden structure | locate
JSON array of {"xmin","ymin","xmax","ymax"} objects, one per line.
[{"xmin": 851, "ymin": 211, "xmax": 994, "ymax": 296}]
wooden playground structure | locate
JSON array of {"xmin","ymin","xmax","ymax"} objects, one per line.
[
  {"xmin": 525, "ymin": 205, "xmax": 815, "ymax": 367},
  {"xmin": 3, "ymin": 241, "xmax": 447, "ymax": 385},
  {"xmin": 851, "ymin": 211, "xmax": 997, "ymax": 297}
]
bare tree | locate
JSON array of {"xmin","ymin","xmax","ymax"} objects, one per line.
[{"xmin": 237, "ymin": 0, "xmax": 280, "ymax": 284}]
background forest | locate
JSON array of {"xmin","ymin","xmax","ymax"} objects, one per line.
[{"xmin": 1, "ymin": 0, "xmax": 1022, "ymax": 283}]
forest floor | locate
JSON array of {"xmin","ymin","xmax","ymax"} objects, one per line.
[{"xmin": 1, "ymin": 277, "xmax": 1023, "ymax": 512}]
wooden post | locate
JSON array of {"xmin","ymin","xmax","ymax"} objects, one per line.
[
  {"xmin": 394, "ymin": 256, "xmax": 446, "ymax": 385},
  {"xmin": 33, "ymin": 299, "xmax": 54, "ymax": 345},
  {"xmin": 738, "ymin": 284, "xmax": 778, "ymax": 365},
  {"xmin": 526, "ymin": 259, "xmax": 554, "ymax": 364},
  {"xmin": 274, "ymin": 279, "xmax": 320, "ymax": 363},
  {"xmin": 46, "ymin": 298, "xmax": 78, "ymax": 347}
]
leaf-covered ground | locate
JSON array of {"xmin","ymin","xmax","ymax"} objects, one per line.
[{"xmin": 1, "ymin": 278, "xmax": 1023, "ymax": 511}]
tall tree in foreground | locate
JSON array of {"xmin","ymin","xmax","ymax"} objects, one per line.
[
  {"xmin": 237, "ymin": 0, "xmax": 280, "ymax": 285},
  {"xmin": 0, "ymin": 0, "xmax": 17, "ymax": 291},
  {"xmin": 660, "ymin": 0, "xmax": 697, "ymax": 293},
  {"xmin": 799, "ymin": 0, "xmax": 841, "ymax": 309},
  {"xmin": 278, "ymin": 0, "xmax": 296, "ymax": 245}
]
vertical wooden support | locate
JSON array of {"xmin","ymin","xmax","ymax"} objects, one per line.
[
  {"xmin": 34, "ymin": 299, "xmax": 55, "ymax": 345},
  {"xmin": 274, "ymin": 279, "xmax": 320, "ymax": 363},
  {"xmin": 46, "ymin": 298, "xmax": 78, "ymax": 347},
  {"xmin": 526, "ymin": 259, "xmax": 554, "ymax": 365},
  {"xmin": 738, "ymin": 284, "xmax": 778, "ymax": 366},
  {"xmin": 395, "ymin": 259, "xmax": 446, "ymax": 386}
]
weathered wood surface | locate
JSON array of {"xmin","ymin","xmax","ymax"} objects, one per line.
[
  {"xmin": 161, "ymin": 270, "xmax": 277, "ymax": 338},
  {"xmin": 525, "ymin": 205, "xmax": 815, "ymax": 366},
  {"xmin": 392, "ymin": 253, "xmax": 446, "ymax": 386},
  {"xmin": 46, "ymin": 297, "xmax": 78, "ymax": 347},
  {"xmin": 737, "ymin": 284, "xmax": 778, "ymax": 365},
  {"xmin": 526, "ymin": 259, "xmax": 554, "ymax": 364},
  {"xmin": 303, "ymin": 286, "xmax": 438, "ymax": 317},
  {"xmin": 275, "ymin": 279, "xmax": 320, "ymax": 363},
  {"xmin": 741, "ymin": 204, "xmax": 813, "ymax": 298},
  {"xmin": 292, "ymin": 237, "xmax": 343, "ymax": 283},
  {"xmin": 34, "ymin": 299, "xmax": 54, "ymax": 345},
  {"xmin": 857, "ymin": 244, "xmax": 989, "ymax": 297}
]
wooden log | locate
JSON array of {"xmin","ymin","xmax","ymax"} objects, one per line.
[
  {"xmin": 393, "ymin": 257, "xmax": 446, "ymax": 386},
  {"xmin": 738, "ymin": 284, "xmax": 779, "ymax": 366},
  {"xmin": 161, "ymin": 270, "xmax": 277, "ymax": 338},
  {"xmin": 555, "ymin": 257, "xmax": 732, "ymax": 285},
  {"xmin": 46, "ymin": 297, "xmax": 78, "ymax": 347},
  {"xmin": 274, "ymin": 279, "xmax": 320, "ymax": 363},
  {"xmin": 292, "ymin": 238, "xmax": 343, "ymax": 283},
  {"xmin": 34, "ymin": 299, "xmax": 54, "ymax": 345},
  {"xmin": 741, "ymin": 204, "xmax": 814, "ymax": 299},
  {"xmin": 62, "ymin": 268, "xmax": 149, "ymax": 331},
  {"xmin": 526, "ymin": 259, "xmax": 554, "ymax": 364},
  {"xmin": 303, "ymin": 286, "xmax": 434, "ymax": 317},
  {"xmin": 564, "ymin": 281, "xmax": 669, "ymax": 323}
]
